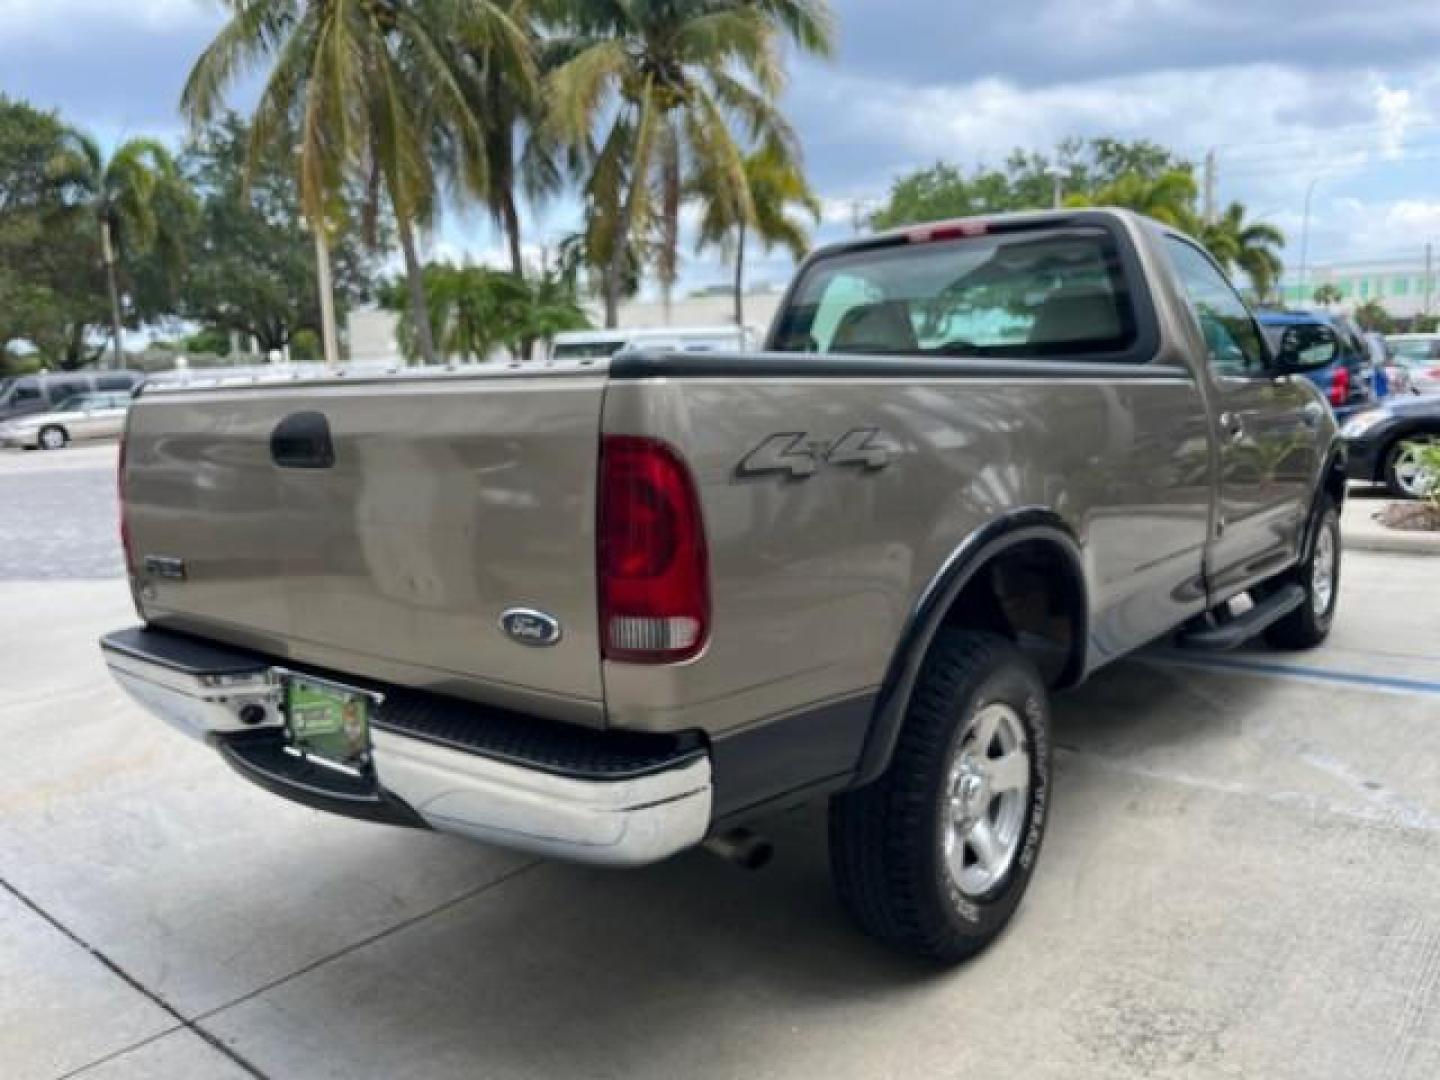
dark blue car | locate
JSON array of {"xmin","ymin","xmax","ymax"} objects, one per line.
[{"xmin": 1256, "ymin": 311, "xmax": 1386, "ymax": 420}]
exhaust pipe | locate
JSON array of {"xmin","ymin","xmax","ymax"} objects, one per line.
[{"xmin": 702, "ymin": 827, "xmax": 773, "ymax": 870}]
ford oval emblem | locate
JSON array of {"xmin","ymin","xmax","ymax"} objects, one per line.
[{"xmin": 500, "ymin": 608, "xmax": 563, "ymax": 647}]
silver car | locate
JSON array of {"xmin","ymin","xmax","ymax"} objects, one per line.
[
  {"xmin": 0, "ymin": 391, "xmax": 133, "ymax": 450},
  {"xmin": 1386, "ymin": 334, "xmax": 1440, "ymax": 395}
]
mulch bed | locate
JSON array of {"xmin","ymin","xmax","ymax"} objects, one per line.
[{"xmin": 1376, "ymin": 502, "xmax": 1440, "ymax": 532}]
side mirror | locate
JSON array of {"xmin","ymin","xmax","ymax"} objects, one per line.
[{"xmin": 1275, "ymin": 325, "xmax": 1340, "ymax": 374}]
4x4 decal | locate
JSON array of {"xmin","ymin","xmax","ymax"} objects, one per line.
[{"xmin": 736, "ymin": 428, "xmax": 897, "ymax": 478}]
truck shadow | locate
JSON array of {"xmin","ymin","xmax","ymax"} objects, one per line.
[{"xmin": 215, "ymin": 655, "xmax": 1289, "ymax": 1077}]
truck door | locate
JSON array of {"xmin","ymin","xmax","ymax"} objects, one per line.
[{"xmin": 1163, "ymin": 236, "xmax": 1319, "ymax": 599}]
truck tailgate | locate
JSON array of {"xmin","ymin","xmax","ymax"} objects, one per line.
[{"xmin": 123, "ymin": 372, "xmax": 606, "ymax": 725}]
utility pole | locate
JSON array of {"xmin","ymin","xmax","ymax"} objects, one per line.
[
  {"xmin": 1202, "ymin": 149, "xmax": 1217, "ymax": 225},
  {"xmin": 1424, "ymin": 242, "xmax": 1435, "ymax": 322}
]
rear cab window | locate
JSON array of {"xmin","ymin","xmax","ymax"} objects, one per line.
[{"xmin": 772, "ymin": 223, "xmax": 1146, "ymax": 362}]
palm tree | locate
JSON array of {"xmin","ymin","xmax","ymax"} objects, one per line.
[
  {"xmin": 1066, "ymin": 167, "xmax": 1198, "ymax": 228},
  {"xmin": 47, "ymin": 132, "xmax": 192, "ymax": 368},
  {"xmin": 466, "ymin": 9, "xmax": 564, "ymax": 279},
  {"xmin": 1200, "ymin": 202, "xmax": 1285, "ymax": 304},
  {"xmin": 1312, "ymin": 283, "xmax": 1343, "ymax": 309},
  {"xmin": 695, "ymin": 142, "xmax": 820, "ymax": 325},
  {"xmin": 181, "ymin": 0, "xmax": 533, "ymax": 366},
  {"xmin": 546, "ymin": 0, "xmax": 835, "ymax": 327}
]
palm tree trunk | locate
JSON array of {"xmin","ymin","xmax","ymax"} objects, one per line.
[
  {"xmin": 605, "ymin": 89, "xmax": 658, "ymax": 330},
  {"xmin": 733, "ymin": 221, "xmax": 746, "ymax": 327},
  {"xmin": 100, "ymin": 220, "xmax": 124, "ymax": 370},
  {"xmin": 500, "ymin": 192, "xmax": 536, "ymax": 361},
  {"xmin": 604, "ymin": 189, "xmax": 637, "ymax": 330},
  {"xmin": 659, "ymin": 127, "xmax": 680, "ymax": 326},
  {"xmin": 396, "ymin": 215, "xmax": 438, "ymax": 366},
  {"xmin": 501, "ymin": 191, "xmax": 524, "ymax": 278}
]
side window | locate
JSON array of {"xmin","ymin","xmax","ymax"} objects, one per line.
[
  {"xmin": 97, "ymin": 375, "xmax": 135, "ymax": 391},
  {"xmin": 11, "ymin": 382, "xmax": 42, "ymax": 404},
  {"xmin": 48, "ymin": 378, "xmax": 91, "ymax": 404},
  {"xmin": 1165, "ymin": 238, "xmax": 1268, "ymax": 378}
]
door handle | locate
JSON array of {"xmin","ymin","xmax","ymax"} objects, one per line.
[
  {"xmin": 1219, "ymin": 411, "xmax": 1245, "ymax": 442},
  {"xmin": 271, "ymin": 411, "xmax": 335, "ymax": 469}
]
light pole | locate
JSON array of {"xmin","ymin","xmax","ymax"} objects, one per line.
[
  {"xmin": 1045, "ymin": 165, "xmax": 1065, "ymax": 209},
  {"xmin": 1296, "ymin": 176, "xmax": 1319, "ymax": 308}
]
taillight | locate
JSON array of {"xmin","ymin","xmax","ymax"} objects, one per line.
[
  {"xmin": 1428, "ymin": 366, "xmax": 1440, "ymax": 380},
  {"xmin": 1329, "ymin": 366, "xmax": 1350, "ymax": 407},
  {"xmin": 598, "ymin": 435, "xmax": 709, "ymax": 663},
  {"xmin": 117, "ymin": 429, "xmax": 134, "ymax": 574}
]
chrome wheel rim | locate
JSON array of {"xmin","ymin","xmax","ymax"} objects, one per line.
[
  {"xmin": 1392, "ymin": 439, "xmax": 1439, "ymax": 498},
  {"xmin": 1311, "ymin": 523, "xmax": 1336, "ymax": 616},
  {"xmin": 40, "ymin": 429, "xmax": 63, "ymax": 450},
  {"xmin": 943, "ymin": 702, "xmax": 1030, "ymax": 897}
]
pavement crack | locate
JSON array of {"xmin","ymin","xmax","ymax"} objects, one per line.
[
  {"xmin": 1, "ymin": 877, "xmax": 270, "ymax": 1080},
  {"xmin": 190, "ymin": 858, "xmax": 543, "ymax": 1025}
]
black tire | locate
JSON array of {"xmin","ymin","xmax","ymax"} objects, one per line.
[
  {"xmin": 829, "ymin": 630, "xmax": 1051, "ymax": 963},
  {"xmin": 37, "ymin": 425, "xmax": 68, "ymax": 451},
  {"xmin": 1382, "ymin": 435, "xmax": 1439, "ymax": 500},
  {"xmin": 1264, "ymin": 498, "xmax": 1340, "ymax": 649}
]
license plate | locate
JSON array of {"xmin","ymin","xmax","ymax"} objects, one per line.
[{"xmin": 284, "ymin": 676, "xmax": 374, "ymax": 774}]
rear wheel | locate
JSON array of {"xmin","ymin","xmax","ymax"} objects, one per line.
[
  {"xmin": 1383, "ymin": 435, "xmax": 1439, "ymax": 499},
  {"xmin": 1265, "ymin": 498, "xmax": 1340, "ymax": 649},
  {"xmin": 38, "ymin": 425, "xmax": 68, "ymax": 451},
  {"xmin": 829, "ymin": 630, "xmax": 1051, "ymax": 963}
]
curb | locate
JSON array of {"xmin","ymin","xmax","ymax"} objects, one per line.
[{"xmin": 1344, "ymin": 529, "xmax": 1440, "ymax": 556}]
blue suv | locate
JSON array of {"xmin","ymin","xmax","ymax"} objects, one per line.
[{"xmin": 1256, "ymin": 310, "xmax": 1386, "ymax": 420}]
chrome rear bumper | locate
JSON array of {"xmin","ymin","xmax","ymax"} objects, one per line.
[{"xmin": 100, "ymin": 627, "xmax": 711, "ymax": 867}]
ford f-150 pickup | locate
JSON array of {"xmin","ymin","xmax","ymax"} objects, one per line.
[{"xmin": 101, "ymin": 209, "xmax": 1346, "ymax": 962}]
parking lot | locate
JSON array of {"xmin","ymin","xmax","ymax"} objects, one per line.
[{"xmin": 3, "ymin": 444, "xmax": 1439, "ymax": 1080}]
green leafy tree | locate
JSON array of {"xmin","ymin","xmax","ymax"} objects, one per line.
[
  {"xmin": 382, "ymin": 262, "xmax": 588, "ymax": 362},
  {"xmin": 1312, "ymin": 283, "xmax": 1343, "ymax": 308},
  {"xmin": 695, "ymin": 142, "xmax": 820, "ymax": 325},
  {"xmin": 1353, "ymin": 299, "xmax": 1393, "ymax": 333},
  {"xmin": 168, "ymin": 113, "xmax": 380, "ymax": 355},
  {"xmin": 546, "ymin": 0, "xmax": 834, "ymax": 327},
  {"xmin": 1067, "ymin": 167, "xmax": 1198, "ymax": 227},
  {"xmin": 182, "ymin": 0, "xmax": 533, "ymax": 366},
  {"xmin": 46, "ymin": 130, "xmax": 194, "ymax": 367},
  {"xmin": 869, "ymin": 138, "xmax": 1191, "ymax": 229}
]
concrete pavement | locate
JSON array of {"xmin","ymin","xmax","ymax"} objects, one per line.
[{"xmin": 3, "ymin": 450, "xmax": 1440, "ymax": 1079}]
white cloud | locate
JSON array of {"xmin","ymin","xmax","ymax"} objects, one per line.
[{"xmin": 0, "ymin": 0, "xmax": 209, "ymax": 39}]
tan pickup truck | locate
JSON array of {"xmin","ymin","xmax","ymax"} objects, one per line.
[{"xmin": 102, "ymin": 209, "xmax": 1346, "ymax": 962}]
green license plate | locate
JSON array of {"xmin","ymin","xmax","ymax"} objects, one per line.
[{"xmin": 285, "ymin": 677, "xmax": 373, "ymax": 773}]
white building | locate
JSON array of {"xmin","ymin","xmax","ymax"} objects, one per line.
[{"xmin": 1277, "ymin": 254, "xmax": 1438, "ymax": 320}]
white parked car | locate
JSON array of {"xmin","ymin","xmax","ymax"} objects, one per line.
[
  {"xmin": 1385, "ymin": 334, "xmax": 1440, "ymax": 395},
  {"xmin": 0, "ymin": 391, "xmax": 134, "ymax": 450},
  {"xmin": 547, "ymin": 326, "xmax": 757, "ymax": 365}
]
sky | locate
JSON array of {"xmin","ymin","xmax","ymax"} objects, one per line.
[{"xmin": 5, "ymin": 0, "xmax": 1440, "ymax": 297}]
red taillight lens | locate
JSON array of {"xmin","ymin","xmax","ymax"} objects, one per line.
[
  {"xmin": 1427, "ymin": 366, "xmax": 1440, "ymax": 380},
  {"xmin": 117, "ymin": 430, "xmax": 134, "ymax": 574},
  {"xmin": 1329, "ymin": 366, "xmax": 1350, "ymax": 407},
  {"xmin": 598, "ymin": 435, "xmax": 709, "ymax": 663}
]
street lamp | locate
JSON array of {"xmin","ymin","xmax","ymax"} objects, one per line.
[
  {"xmin": 1296, "ymin": 176, "xmax": 1320, "ymax": 307},
  {"xmin": 1045, "ymin": 165, "xmax": 1065, "ymax": 209}
]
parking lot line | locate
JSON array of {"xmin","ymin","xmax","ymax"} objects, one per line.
[{"xmin": 1141, "ymin": 651, "xmax": 1440, "ymax": 698}]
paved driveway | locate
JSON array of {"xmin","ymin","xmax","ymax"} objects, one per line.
[{"xmin": 3, "ymin": 449, "xmax": 1439, "ymax": 1079}]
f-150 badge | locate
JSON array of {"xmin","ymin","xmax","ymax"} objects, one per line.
[{"xmin": 736, "ymin": 428, "xmax": 897, "ymax": 479}]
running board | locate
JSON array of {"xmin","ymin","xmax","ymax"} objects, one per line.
[{"xmin": 1177, "ymin": 584, "xmax": 1306, "ymax": 651}]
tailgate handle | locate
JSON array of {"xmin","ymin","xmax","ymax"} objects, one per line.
[{"xmin": 271, "ymin": 411, "xmax": 335, "ymax": 469}]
